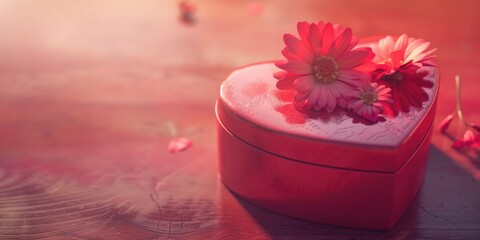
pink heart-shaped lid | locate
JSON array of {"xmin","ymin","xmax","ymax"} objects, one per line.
[{"xmin": 217, "ymin": 62, "xmax": 438, "ymax": 173}]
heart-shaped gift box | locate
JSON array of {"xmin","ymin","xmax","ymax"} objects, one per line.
[
  {"xmin": 216, "ymin": 60, "xmax": 438, "ymax": 230},
  {"xmin": 216, "ymin": 21, "xmax": 438, "ymax": 230}
]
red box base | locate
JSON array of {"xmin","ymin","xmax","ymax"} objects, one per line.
[{"xmin": 217, "ymin": 106, "xmax": 431, "ymax": 230}]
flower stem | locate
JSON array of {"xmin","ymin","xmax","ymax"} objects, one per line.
[{"xmin": 455, "ymin": 75, "xmax": 468, "ymax": 128}]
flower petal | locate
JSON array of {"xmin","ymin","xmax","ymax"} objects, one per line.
[
  {"xmin": 354, "ymin": 62, "xmax": 377, "ymax": 72},
  {"xmin": 307, "ymin": 24, "xmax": 321, "ymax": 55},
  {"xmin": 337, "ymin": 48, "xmax": 374, "ymax": 69},
  {"xmin": 337, "ymin": 96, "xmax": 348, "ymax": 108},
  {"xmin": 329, "ymin": 81, "xmax": 354, "ymax": 98},
  {"xmin": 168, "ymin": 138, "xmax": 193, "ymax": 153},
  {"xmin": 333, "ymin": 24, "xmax": 346, "ymax": 38},
  {"xmin": 308, "ymin": 85, "xmax": 321, "ymax": 105},
  {"xmin": 321, "ymin": 23, "xmax": 334, "ymax": 55},
  {"xmin": 276, "ymin": 79, "xmax": 294, "ymax": 89},
  {"xmin": 379, "ymin": 35, "xmax": 395, "ymax": 56},
  {"xmin": 350, "ymin": 99, "xmax": 363, "ymax": 111},
  {"xmin": 273, "ymin": 70, "xmax": 287, "ymax": 79},
  {"xmin": 325, "ymin": 87, "xmax": 337, "ymax": 112},
  {"xmin": 317, "ymin": 86, "xmax": 329, "ymax": 109},
  {"xmin": 404, "ymin": 38, "xmax": 425, "ymax": 57},
  {"xmin": 389, "ymin": 50, "xmax": 405, "ymax": 69},
  {"xmin": 438, "ymin": 114, "xmax": 454, "ymax": 133},
  {"xmin": 337, "ymin": 69, "xmax": 370, "ymax": 86},
  {"xmin": 331, "ymin": 28, "xmax": 352, "ymax": 58},
  {"xmin": 463, "ymin": 130, "xmax": 478, "ymax": 145},
  {"xmin": 294, "ymin": 75, "xmax": 315, "ymax": 93},
  {"xmin": 394, "ymin": 34, "xmax": 408, "ymax": 51},
  {"xmin": 297, "ymin": 21, "xmax": 311, "ymax": 42},
  {"xmin": 405, "ymin": 41, "xmax": 431, "ymax": 63},
  {"xmin": 283, "ymin": 34, "xmax": 301, "ymax": 49},
  {"xmin": 295, "ymin": 91, "xmax": 310, "ymax": 102},
  {"xmin": 372, "ymin": 102, "xmax": 383, "ymax": 108},
  {"xmin": 452, "ymin": 139, "xmax": 465, "ymax": 150},
  {"xmin": 283, "ymin": 34, "xmax": 315, "ymax": 62},
  {"xmin": 277, "ymin": 61, "xmax": 312, "ymax": 74},
  {"xmin": 378, "ymin": 86, "xmax": 391, "ymax": 95}
]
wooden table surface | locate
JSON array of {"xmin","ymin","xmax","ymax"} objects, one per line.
[{"xmin": 0, "ymin": 1, "xmax": 479, "ymax": 239}]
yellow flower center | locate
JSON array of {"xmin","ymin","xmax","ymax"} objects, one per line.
[
  {"xmin": 361, "ymin": 92, "xmax": 378, "ymax": 105},
  {"xmin": 312, "ymin": 56, "xmax": 338, "ymax": 84}
]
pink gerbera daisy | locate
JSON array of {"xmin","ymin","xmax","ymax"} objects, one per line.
[
  {"xmin": 347, "ymin": 82, "xmax": 392, "ymax": 122},
  {"xmin": 372, "ymin": 34, "xmax": 437, "ymax": 75},
  {"xmin": 274, "ymin": 21, "xmax": 376, "ymax": 113}
]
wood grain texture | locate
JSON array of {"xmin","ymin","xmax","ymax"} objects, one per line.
[{"xmin": 0, "ymin": 0, "xmax": 479, "ymax": 239}]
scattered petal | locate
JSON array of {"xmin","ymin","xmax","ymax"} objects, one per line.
[
  {"xmin": 451, "ymin": 130, "xmax": 480, "ymax": 150},
  {"xmin": 179, "ymin": 1, "xmax": 196, "ymax": 25},
  {"xmin": 463, "ymin": 130, "xmax": 480, "ymax": 146},
  {"xmin": 168, "ymin": 138, "xmax": 193, "ymax": 153},
  {"xmin": 451, "ymin": 139, "xmax": 465, "ymax": 150},
  {"xmin": 442, "ymin": 76, "xmax": 480, "ymax": 151},
  {"xmin": 438, "ymin": 114, "xmax": 454, "ymax": 133}
]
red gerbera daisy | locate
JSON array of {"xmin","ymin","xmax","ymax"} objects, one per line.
[{"xmin": 370, "ymin": 35, "xmax": 437, "ymax": 115}]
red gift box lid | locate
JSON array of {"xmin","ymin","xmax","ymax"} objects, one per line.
[{"xmin": 217, "ymin": 62, "xmax": 438, "ymax": 173}]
